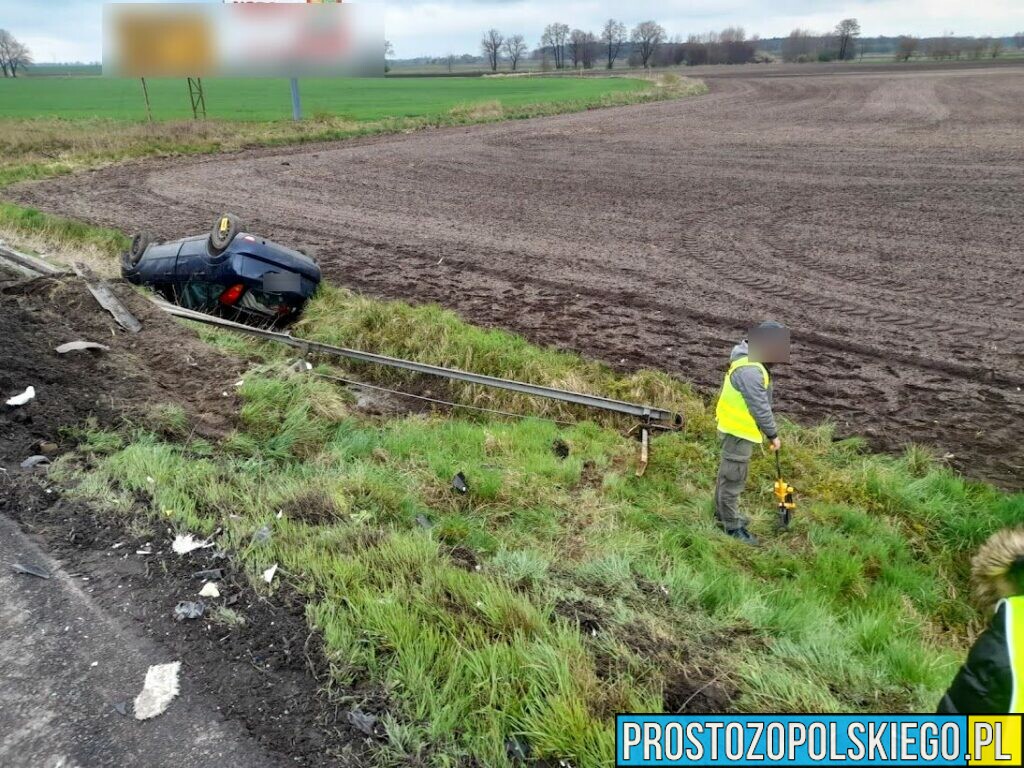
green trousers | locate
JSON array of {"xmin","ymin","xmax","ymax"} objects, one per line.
[{"xmin": 714, "ymin": 433, "xmax": 756, "ymax": 531}]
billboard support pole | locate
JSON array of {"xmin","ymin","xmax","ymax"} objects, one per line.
[
  {"xmin": 289, "ymin": 77, "xmax": 302, "ymax": 121},
  {"xmin": 188, "ymin": 77, "xmax": 207, "ymax": 120},
  {"xmin": 140, "ymin": 77, "xmax": 153, "ymax": 123}
]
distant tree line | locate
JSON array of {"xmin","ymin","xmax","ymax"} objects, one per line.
[
  {"xmin": 401, "ymin": 17, "xmax": 1024, "ymax": 72},
  {"xmin": 0, "ymin": 29, "xmax": 32, "ymax": 77}
]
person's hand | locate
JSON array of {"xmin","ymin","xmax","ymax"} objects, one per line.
[{"xmin": 769, "ymin": 437, "xmax": 782, "ymax": 452}]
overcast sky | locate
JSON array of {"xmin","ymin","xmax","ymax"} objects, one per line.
[{"xmin": 3, "ymin": 0, "xmax": 1023, "ymax": 62}]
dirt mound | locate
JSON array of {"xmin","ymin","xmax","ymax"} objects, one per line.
[
  {"xmin": 9, "ymin": 66, "xmax": 1022, "ymax": 487},
  {"xmin": 0, "ymin": 277, "xmax": 244, "ymax": 468}
]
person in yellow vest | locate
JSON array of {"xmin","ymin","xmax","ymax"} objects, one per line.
[
  {"xmin": 938, "ymin": 527, "xmax": 1024, "ymax": 713},
  {"xmin": 714, "ymin": 321, "xmax": 790, "ymax": 545}
]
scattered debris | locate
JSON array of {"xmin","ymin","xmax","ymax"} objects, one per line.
[
  {"xmin": 12, "ymin": 562, "xmax": 51, "ymax": 579},
  {"xmin": 552, "ymin": 438, "xmax": 570, "ymax": 459},
  {"xmin": 133, "ymin": 661, "xmax": 181, "ymax": 720},
  {"xmin": 135, "ymin": 546, "xmax": 154, "ymax": 556},
  {"xmin": 173, "ymin": 601, "xmax": 206, "ymax": 621},
  {"xmin": 171, "ymin": 533, "xmax": 214, "ymax": 555},
  {"xmin": 262, "ymin": 564, "xmax": 279, "ymax": 584},
  {"xmin": 198, "ymin": 582, "xmax": 221, "ymax": 598},
  {"xmin": 346, "ymin": 710, "xmax": 379, "ymax": 737},
  {"xmin": 112, "ymin": 701, "xmax": 128, "ymax": 717},
  {"xmin": 5, "ymin": 386, "xmax": 36, "ymax": 407},
  {"xmin": 55, "ymin": 341, "xmax": 110, "ymax": 355},
  {"xmin": 452, "ymin": 471, "xmax": 469, "ymax": 495},
  {"xmin": 290, "ymin": 359, "xmax": 314, "ymax": 373},
  {"xmin": 38, "ymin": 441, "xmax": 59, "ymax": 455},
  {"xmin": 20, "ymin": 455, "xmax": 51, "ymax": 470},
  {"xmin": 415, "ymin": 514, "xmax": 434, "ymax": 529}
]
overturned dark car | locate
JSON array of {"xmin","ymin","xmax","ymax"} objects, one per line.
[{"xmin": 123, "ymin": 214, "xmax": 321, "ymax": 326}]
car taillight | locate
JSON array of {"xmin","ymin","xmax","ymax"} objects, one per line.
[{"xmin": 219, "ymin": 283, "xmax": 245, "ymax": 306}]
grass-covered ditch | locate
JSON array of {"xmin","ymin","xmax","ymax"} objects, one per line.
[{"xmin": 53, "ymin": 284, "xmax": 1024, "ymax": 766}]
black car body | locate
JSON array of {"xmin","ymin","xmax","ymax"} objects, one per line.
[{"xmin": 123, "ymin": 221, "xmax": 321, "ymax": 325}]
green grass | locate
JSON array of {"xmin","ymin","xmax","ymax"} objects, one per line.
[
  {"xmin": 0, "ymin": 75, "xmax": 646, "ymax": 122},
  {"xmin": 51, "ymin": 283, "xmax": 1023, "ymax": 767},
  {"xmin": 0, "ymin": 74, "xmax": 705, "ymax": 190}
]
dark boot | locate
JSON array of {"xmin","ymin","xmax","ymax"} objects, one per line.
[{"xmin": 725, "ymin": 527, "xmax": 760, "ymax": 546}]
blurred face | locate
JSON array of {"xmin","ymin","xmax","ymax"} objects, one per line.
[{"xmin": 749, "ymin": 326, "xmax": 791, "ymax": 364}]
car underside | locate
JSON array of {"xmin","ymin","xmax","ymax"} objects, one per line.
[{"xmin": 122, "ymin": 214, "xmax": 322, "ymax": 327}]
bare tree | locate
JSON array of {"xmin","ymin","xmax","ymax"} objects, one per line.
[
  {"xmin": 0, "ymin": 31, "xmax": 9, "ymax": 78},
  {"xmin": 0, "ymin": 30, "xmax": 31, "ymax": 78},
  {"xmin": 834, "ymin": 18, "xmax": 860, "ymax": 60},
  {"xmin": 541, "ymin": 23, "xmax": 570, "ymax": 69},
  {"xmin": 782, "ymin": 29, "xmax": 816, "ymax": 62},
  {"xmin": 1016, "ymin": 32, "xmax": 1024, "ymax": 50},
  {"xmin": 569, "ymin": 29, "xmax": 598, "ymax": 69},
  {"xmin": 568, "ymin": 29, "xmax": 586, "ymax": 68},
  {"xmin": 717, "ymin": 26, "xmax": 755, "ymax": 64},
  {"xmin": 962, "ymin": 37, "xmax": 987, "ymax": 59},
  {"xmin": 631, "ymin": 21, "xmax": 665, "ymax": 68},
  {"xmin": 895, "ymin": 35, "xmax": 919, "ymax": 61},
  {"xmin": 581, "ymin": 31, "xmax": 598, "ymax": 69},
  {"xmin": 481, "ymin": 29, "xmax": 504, "ymax": 72},
  {"xmin": 384, "ymin": 40, "xmax": 394, "ymax": 73},
  {"xmin": 990, "ymin": 38, "xmax": 1005, "ymax": 58},
  {"xmin": 602, "ymin": 19, "xmax": 626, "ymax": 69},
  {"xmin": 503, "ymin": 34, "xmax": 527, "ymax": 71},
  {"xmin": 926, "ymin": 33, "xmax": 953, "ymax": 60}
]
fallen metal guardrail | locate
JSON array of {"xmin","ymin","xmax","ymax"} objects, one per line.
[
  {"xmin": 155, "ymin": 301, "xmax": 683, "ymax": 427},
  {"xmin": 157, "ymin": 302, "xmax": 682, "ymax": 476}
]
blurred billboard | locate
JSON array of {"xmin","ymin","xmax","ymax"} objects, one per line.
[{"xmin": 104, "ymin": 2, "xmax": 383, "ymax": 77}]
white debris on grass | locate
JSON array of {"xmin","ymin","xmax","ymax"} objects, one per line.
[
  {"xmin": 171, "ymin": 534, "xmax": 214, "ymax": 556},
  {"xmin": 262, "ymin": 564, "xmax": 279, "ymax": 584},
  {"xmin": 5, "ymin": 386, "xmax": 36, "ymax": 407},
  {"xmin": 133, "ymin": 662, "xmax": 181, "ymax": 721},
  {"xmin": 198, "ymin": 582, "xmax": 221, "ymax": 598}
]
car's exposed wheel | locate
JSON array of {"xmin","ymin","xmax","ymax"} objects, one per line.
[
  {"xmin": 127, "ymin": 232, "xmax": 154, "ymax": 267},
  {"xmin": 209, "ymin": 213, "xmax": 241, "ymax": 254}
]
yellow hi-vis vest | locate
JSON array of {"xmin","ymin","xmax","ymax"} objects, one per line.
[
  {"xmin": 715, "ymin": 356, "xmax": 770, "ymax": 444},
  {"xmin": 1009, "ymin": 596, "xmax": 1024, "ymax": 713}
]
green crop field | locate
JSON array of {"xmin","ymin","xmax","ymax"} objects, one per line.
[{"xmin": 0, "ymin": 74, "xmax": 646, "ymax": 122}]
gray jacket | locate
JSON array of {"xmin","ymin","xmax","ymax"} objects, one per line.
[{"xmin": 728, "ymin": 341, "xmax": 777, "ymax": 440}]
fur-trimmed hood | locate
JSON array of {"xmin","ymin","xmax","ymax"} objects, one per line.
[{"xmin": 971, "ymin": 527, "xmax": 1024, "ymax": 610}]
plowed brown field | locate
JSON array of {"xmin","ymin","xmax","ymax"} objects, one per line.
[{"xmin": 10, "ymin": 65, "xmax": 1024, "ymax": 487}]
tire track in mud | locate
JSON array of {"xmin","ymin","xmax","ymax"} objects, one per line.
[{"xmin": 7, "ymin": 64, "xmax": 1024, "ymax": 487}]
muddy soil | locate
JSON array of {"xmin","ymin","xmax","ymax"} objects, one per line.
[
  {"xmin": 0, "ymin": 277, "xmax": 244, "ymax": 468},
  {"xmin": 0, "ymin": 277, "xmax": 375, "ymax": 765},
  {"xmin": 8, "ymin": 64, "xmax": 1024, "ymax": 487}
]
